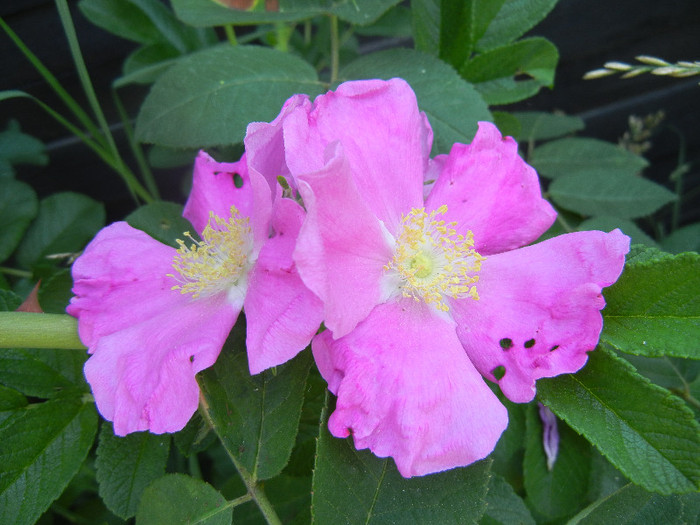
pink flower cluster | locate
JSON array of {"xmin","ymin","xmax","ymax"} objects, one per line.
[{"xmin": 68, "ymin": 79, "xmax": 629, "ymax": 477}]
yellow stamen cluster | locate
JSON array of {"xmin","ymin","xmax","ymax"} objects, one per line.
[
  {"xmin": 169, "ymin": 207, "xmax": 252, "ymax": 298},
  {"xmin": 385, "ymin": 205, "xmax": 483, "ymax": 311}
]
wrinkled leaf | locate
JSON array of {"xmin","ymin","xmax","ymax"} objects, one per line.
[
  {"xmin": 96, "ymin": 424, "xmax": 170, "ymax": 519},
  {"xmin": 0, "ymin": 179, "xmax": 37, "ymax": 263},
  {"xmin": 0, "ymin": 398, "xmax": 97, "ymax": 525},
  {"xmin": 549, "ymin": 173, "xmax": 676, "ymax": 219},
  {"xmin": 530, "ymin": 137, "xmax": 649, "ymax": 179},
  {"xmin": 15, "ymin": 192, "xmax": 105, "ymax": 270},
  {"xmin": 602, "ymin": 251, "xmax": 700, "ymax": 359},
  {"xmin": 126, "ymin": 201, "xmax": 191, "ymax": 248},
  {"xmin": 135, "ymin": 474, "xmax": 231, "ymax": 525},
  {"xmin": 523, "ymin": 403, "xmax": 591, "ymax": 520},
  {"xmin": 477, "ymin": 0, "xmax": 559, "ymax": 51},
  {"xmin": 198, "ymin": 328, "xmax": 311, "ymax": 481},
  {"xmin": 340, "ymin": 48, "xmax": 492, "ymax": 153},
  {"xmin": 513, "ymin": 111, "xmax": 584, "ymax": 142},
  {"xmin": 538, "ymin": 349, "xmax": 700, "ymax": 495},
  {"xmin": 136, "ymin": 44, "xmax": 323, "ymax": 148},
  {"xmin": 460, "ymin": 37, "xmax": 558, "ymax": 105}
]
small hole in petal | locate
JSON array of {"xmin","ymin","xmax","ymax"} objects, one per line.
[
  {"xmin": 499, "ymin": 338, "xmax": 513, "ymax": 350},
  {"xmin": 190, "ymin": 355, "xmax": 195, "ymax": 363},
  {"xmin": 233, "ymin": 173, "xmax": 244, "ymax": 188},
  {"xmin": 492, "ymin": 365, "xmax": 506, "ymax": 380},
  {"xmin": 524, "ymin": 338, "xmax": 536, "ymax": 348},
  {"xmin": 549, "ymin": 345, "xmax": 560, "ymax": 352}
]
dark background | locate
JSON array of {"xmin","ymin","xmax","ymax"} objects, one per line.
[{"xmin": 2, "ymin": 0, "xmax": 699, "ymax": 225}]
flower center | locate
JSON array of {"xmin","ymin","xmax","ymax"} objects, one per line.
[
  {"xmin": 384, "ymin": 205, "xmax": 483, "ymax": 312},
  {"xmin": 169, "ymin": 206, "xmax": 254, "ymax": 299}
]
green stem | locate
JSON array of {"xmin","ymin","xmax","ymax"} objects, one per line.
[
  {"xmin": 329, "ymin": 15, "xmax": 339, "ymax": 84},
  {"xmin": 55, "ymin": 0, "xmax": 121, "ymax": 162},
  {"xmin": 0, "ymin": 312, "xmax": 86, "ymax": 350},
  {"xmin": 669, "ymin": 127, "xmax": 687, "ymax": 232},
  {"xmin": 0, "ymin": 266, "xmax": 32, "ymax": 278},
  {"xmin": 273, "ymin": 22, "xmax": 294, "ymax": 52},
  {"xmin": 112, "ymin": 89, "xmax": 160, "ymax": 200},
  {"xmin": 198, "ymin": 396, "xmax": 282, "ymax": 525},
  {"xmin": 224, "ymin": 24, "xmax": 238, "ymax": 45}
]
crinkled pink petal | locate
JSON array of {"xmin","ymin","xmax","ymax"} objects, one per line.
[
  {"xmin": 183, "ymin": 151, "xmax": 272, "ymax": 248},
  {"xmin": 313, "ymin": 299, "xmax": 508, "ymax": 477},
  {"xmin": 67, "ymin": 222, "xmax": 183, "ymax": 348},
  {"xmin": 294, "ymin": 142, "xmax": 394, "ymax": 338},
  {"xmin": 425, "ymin": 121, "xmax": 556, "ymax": 255},
  {"xmin": 68, "ymin": 222, "xmax": 240, "ymax": 434},
  {"xmin": 283, "ymin": 78, "xmax": 427, "ymax": 231},
  {"xmin": 84, "ymin": 292, "xmax": 237, "ymax": 435},
  {"xmin": 183, "ymin": 151, "xmax": 252, "ymax": 234},
  {"xmin": 451, "ymin": 229, "xmax": 630, "ymax": 403},
  {"xmin": 245, "ymin": 94, "xmax": 312, "ymax": 193},
  {"xmin": 245, "ymin": 198, "xmax": 323, "ymax": 374}
]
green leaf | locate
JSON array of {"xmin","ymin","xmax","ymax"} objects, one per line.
[
  {"xmin": 171, "ymin": 0, "xmax": 401, "ymax": 25},
  {"xmin": 477, "ymin": 0, "xmax": 559, "ymax": 51},
  {"xmin": 480, "ymin": 473, "xmax": 534, "ymax": 525},
  {"xmin": 512, "ymin": 111, "xmax": 584, "ymax": 142},
  {"xmin": 0, "ymin": 289, "xmax": 21, "ymax": 311},
  {"xmin": 491, "ymin": 111, "xmax": 522, "ymax": 139},
  {"xmin": 312, "ymin": 394, "xmax": 493, "ymax": 523},
  {"xmin": 0, "ymin": 385, "xmax": 27, "ymax": 425},
  {"xmin": 578, "ymin": 216, "xmax": 658, "ymax": 247},
  {"xmin": 625, "ymin": 244, "xmax": 670, "ymax": 265},
  {"xmin": 569, "ymin": 483, "xmax": 699, "ymax": 525},
  {"xmin": 0, "ymin": 347, "xmax": 88, "ymax": 398},
  {"xmin": 173, "ymin": 411, "xmax": 217, "ymax": 457},
  {"xmin": 661, "ymin": 223, "xmax": 700, "ymax": 254},
  {"xmin": 340, "ymin": 48, "xmax": 492, "ymax": 154},
  {"xmin": 355, "ymin": 5, "xmax": 412, "ymax": 38},
  {"xmin": 0, "ymin": 120, "xmax": 48, "ymax": 168},
  {"xmin": 439, "ymin": 0, "xmax": 506, "ymax": 67},
  {"xmin": 530, "ymin": 137, "xmax": 649, "ymax": 179},
  {"xmin": 621, "ymin": 354, "xmax": 699, "ymax": 392},
  {"xmin": 80, "ymin": 0, "xmax": 211, "ymax": 52},
  {"xmin": 460, "ymin": 37, "xmax": 558, "ymax": 105},
  {"xmin": 602, "ymin": 252, "xmax": 700, "ymax": 359},
  {"xmin": 95, "ymin": 423, "xmax": 170, "ymax": 519},
  {"xmin": 537, "ymin": 348, "xmax": 700, "ymax": 495},
  {"xmin": 135, "ymin": 44, "xmax": 322, "ymax": 148},
  {"xmin": 523, "ymin": 404, "xmax": 591, "ymax": 520},
  {"xmin": 549, "ymin": 173, "xmax": 677, "ymax": 219},
  {"xmin": 410, "ymin": 0, "xmax": 439, "ymax": 54},
  {"xmin": 0, "ymin": 179, "xmax": 37, "ymax": 264},
  {"xmin": 126, "ymin": 201, "xmax": 192, "ymax": 248},
  {"xmin": 37, "ymin": 268, "xmax": 74, "ymax": 314},
  {"xmin": 135, "ymin": 474, "xmax": 231, "ymax": 525},
  {"xmin": 0, "ymin": 398, "xmax": 97, "ymax": 525},
  {"xmin": 198, "ymin": 328, "xmax": 311, "ymax": 481},
  {"xmin": 15, "ymin": 192, "xmax": 105, "ymax": 270}
]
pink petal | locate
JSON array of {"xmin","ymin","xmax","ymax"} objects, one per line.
[
  {"xmin": 245, "ymin": 94, "xmax": 312, "ymax": 193},
  {"xmin": 451, "ymin": 229, "xmax": 630, "ymax": 403},
  {"xmin": 245, "ymin": 198, "xmax": 323, "ymax": 374},
  {"xmin": 183, "ymin": 151, "xmax": 272, "ymax": 248},
  {"xmin": 84, "ymin": 293, "xmax": 237, "ymax": 435},
  {"xmin": 67, "ymin": 222, "xmax": 182, "ymax": 347},
  {"xmin": 284, "ymin": 78, "xmax": 428, "ymax": 232},
  {"xmin": 425, "ymin": 121, "xmax": 556, "ymax": 255},
  {"xmin": 68, "ymin": 222, "xmax": 240, "ymax": 434},
  {"xmin": 294, "ymin": 142, "xmax": 394, "ymax": 338},
  {"xmin": 313, "ymin": 299, "xmax": 509, "ymax": 477}
]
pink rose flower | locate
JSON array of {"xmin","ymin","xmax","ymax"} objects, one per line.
[
  {"xmin": 68, "ymin": 151, "xmax": 323, "ymax": 435},
  {"xmin": 250, "ymin": 78, "xmax": 630, "ymax": 477}
]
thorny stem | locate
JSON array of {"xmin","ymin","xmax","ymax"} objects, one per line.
[{"xmin": 198, "ymin": 394, "xmax": 283, "ymax": 525}]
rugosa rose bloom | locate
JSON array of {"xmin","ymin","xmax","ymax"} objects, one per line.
[
  {"xmin": 250, "ymin": 78, "xmax": 630, "ymax": 477},
  {"xmin": 68, "ymin": 151, "xmax": 322, "ymax": 435}
]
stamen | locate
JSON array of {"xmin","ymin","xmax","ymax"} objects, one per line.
[
  {"xmin": 169, "ymin": 206, "xmax": 253, "ymax": 299},
  {"xmin": 384, "ymin": 206, "xmax": 483, "ymax": 311}
]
